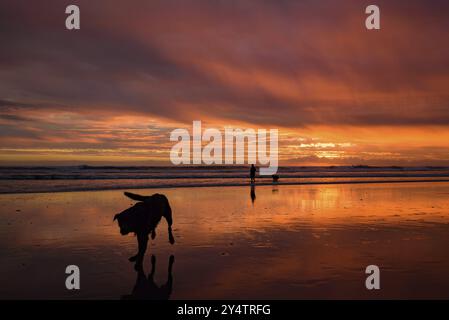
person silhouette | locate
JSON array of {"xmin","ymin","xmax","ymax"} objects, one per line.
[
  {"xmin": 121, "ymin": 255, "xmax": 175, "ymax": 300},
  {"xmin": 250, "ymin": 164, "xmax": 256, "ymax": 183}
]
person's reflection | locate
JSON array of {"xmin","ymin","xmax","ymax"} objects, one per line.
[
  {"xmin": 250, "ymin": 183, "xmax": 256, "ymax": 204},
  {"xmin": 121, "ymin": 255, "xmax": 174, "ymax": 300}
]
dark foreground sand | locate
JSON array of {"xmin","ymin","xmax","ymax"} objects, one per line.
[{"xmin": 1, "ymin": 182, "xmax": 449, "ymax": 299}]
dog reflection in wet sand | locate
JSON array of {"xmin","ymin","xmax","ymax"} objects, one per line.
[
  {"xmin": 122, "ymin": 255, "xmax": 175, "ymax": 300},
  {"xmin": 114, "ymin": 192, "xmax": 175, "ymax": 266}
]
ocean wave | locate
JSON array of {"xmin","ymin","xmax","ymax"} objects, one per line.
[
  {"xmin": 1, "ymin": 172, "xmax": 449, "ymax": 180},
  {"xmin": 1, "ymin": 177, "xmax": 449, "ymax": 194},
  {"xmin": 1, "ymin": 165, "xmax": 449, "ymax": 194}
]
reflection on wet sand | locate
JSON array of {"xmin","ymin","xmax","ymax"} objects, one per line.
[
  {"xmin": 250, "ymin": 183, "xmax": 256, "ymax": 204},
  {"xmin": 122, "ymin": 255, "xmax": 174, "ymax": 300},
  {"xmin": 1, "ymin": 182, "xmax": 449, "ymax": 299}
]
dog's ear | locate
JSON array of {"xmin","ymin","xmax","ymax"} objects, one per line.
[{"xmin": 113, "ymin": 214, "xmax": 119, "ymax": 221}]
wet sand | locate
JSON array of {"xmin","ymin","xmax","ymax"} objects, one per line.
[{"xmin": 1, "ymin": 182, "xmax": 449, "ymax": 299}]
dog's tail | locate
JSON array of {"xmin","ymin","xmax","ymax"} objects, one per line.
[{"xmin": 124, "ymin": 192, "xmax": 150, "ymax": 202}]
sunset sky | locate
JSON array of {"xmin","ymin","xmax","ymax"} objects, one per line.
[{"xmin": 0, "ymin": 0, "xmax": 448, "ymax": 166}]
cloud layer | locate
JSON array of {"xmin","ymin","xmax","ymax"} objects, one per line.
[{"xmin": 0, "ymin": 0, "xmax": 448, "ymax": 165}]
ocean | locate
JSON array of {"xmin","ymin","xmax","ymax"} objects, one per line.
[{"xmin": 1, "ymin": 165, "xmax": 449, "ymax": 194}]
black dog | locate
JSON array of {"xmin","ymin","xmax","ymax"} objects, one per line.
[{"xmin": 114, "ymin": 192, "xmax": 174, "ymax": 266}]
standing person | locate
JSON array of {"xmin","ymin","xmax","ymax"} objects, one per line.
[{"xmin": 250, "ymin": 164, "xmax": 256, "ymax": 183}]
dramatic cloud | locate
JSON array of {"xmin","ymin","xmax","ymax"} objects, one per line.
[{"xmin": 0, "ymin": 0, "xmax": 448, "ymax": 165}]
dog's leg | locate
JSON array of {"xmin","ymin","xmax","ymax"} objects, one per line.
[
  {"xmin": 133, "ymin": 233, "xmax": 149, "ymax": 266},
  {"xmin": 164, "ymin": 203, "xmax": 175, "ymax": 245},
  {"xmin": 137, "ymin": 233, "xmax": 149, "ymax": 257},
  {"xmin": 168, "ymin": 226, "xmax": 175, "ymax": 245},
  {"xmin": 166, "ymin": 211, "xmax": 175, "ymax": 245},
  {"xmin": 148, "ymin": 255, "xmax": 156, "ymax": 280}
]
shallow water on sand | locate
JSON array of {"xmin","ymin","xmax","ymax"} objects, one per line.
[{"xmin": 1, "ymin": 182, "xmax": 449, "ymax": 299}]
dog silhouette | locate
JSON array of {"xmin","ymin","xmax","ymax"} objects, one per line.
[{"xmin": 114, "ymin": 192, "xmax": 174, "ymax": 266}]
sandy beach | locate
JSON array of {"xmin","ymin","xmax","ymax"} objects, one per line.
[{"xmin": 1, "ymin": 181, "xmax": 449, "ymax": 299}]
